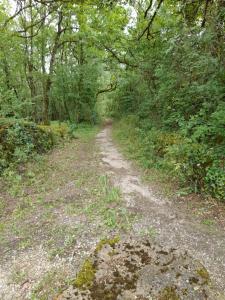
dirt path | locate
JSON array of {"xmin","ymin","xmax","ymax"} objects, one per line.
[
  {"xmin": 0, "ymin": 128, "xmax": 112, "ymax": 300},
  {"xmin": 0, "ymin": 126, "xmax": 224, "ymax": 299},
  {"xmin": 97, "ymin": 127, "xmax": 225, "ymax": 293}
]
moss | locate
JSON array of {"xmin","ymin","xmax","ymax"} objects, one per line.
[
  {"xmin": 74, "ymin": 259, "xmax": 96, "ymax": 288},
  {"xmin": 109, "ymin": 249, "xmax": 117, "ymax": 256},
  {"xmin": 196, "ymin": 267, "xmax": 210, "ymax": 283},
  {"xmin": 159, "ymin": 286, "xmax": 180, "ymax": 300},
  {"xmin": 95, "ymin": 236, "xmax": 120, "ymax": 252}
]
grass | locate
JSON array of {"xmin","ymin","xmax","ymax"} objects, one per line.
[
  {"xmin": 0, "ymin": 197, "xmax": 5, "ymax": 215},
  {"xmin": 30, "ymin": 268, "xmax": 69, "ymax": 300},
  {"xmin": 10, "ymin": 268, "xmax": 28, "ymax": 285},
  {"xmin": 201, "ymin": 219, "xmax": 215, "ymax": 226},
  {"xmin": 82, "ymin": 175, "xmax": 134, "ymax": 231},
  {"xmin": 74, "ymin": 123, "xmax": 99, "ymax": 140},
  {"xmin": 139, "ymin": 226, "xmax": 158, "ymax": 239}
]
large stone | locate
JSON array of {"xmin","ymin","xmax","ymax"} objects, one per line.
[{"xmin": 57, "ymin": 238, "xmax": 219, "ymax": 300}]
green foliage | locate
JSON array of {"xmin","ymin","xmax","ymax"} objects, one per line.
[
  {"xmin": 166, "ymin": 141, "xmax": 214, "ymax": 191},
  {"xmin": 205, "ymin": 165, "xmax": 225, "ymax": 200},
  {"xmin": 0, "ymin": 88, "xmax": 23, "ymax": 118},
  {"xmin": 39, "ymin": 122, "xmax": 69, "ymax": 140},
  {"xmin": 50, "ymin": 63, "xmax": 100, "ymax": 123},
  {"xmin": 0, "ymin": 119, "xmax": 55, "ymax": 173},
  {"xmin": 111, "ymin": 72, "xmax": 150, "ymax": 118}
]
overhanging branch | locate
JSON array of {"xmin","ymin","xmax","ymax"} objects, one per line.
[
  {"xmin": 104, "ymin": 45, "xmax": 138, "ymax": 68},
  {"xmin": 138, "ymin": 0, "xmax": 164, "ymax": 40},
  {"xmin": 96, "ymin": 81, "xmax": 117, "ymax": 97},
  {"xmin": 144, "ymin": 0, "xmax": 154, "ymax": 18}
]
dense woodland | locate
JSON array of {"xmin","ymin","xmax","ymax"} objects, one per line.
[{"xmin": 0, "ymin": 0, "xmax": 225, "ymax": 200}]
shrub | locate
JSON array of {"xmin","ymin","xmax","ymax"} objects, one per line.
[
  {"xmin": 205, "ymin": 165, "xmax": 225, "ymax": 201},
  {"xmin": 0, "ymin": 119, "xmax": 55, "ymax": 173},
  {"xmin": 166, "ymin": 141, "xmax": 214, "ymax": 191},
  {"xmin": 38, "ymin": 122, "xmax": 69, "ymax": 140}
]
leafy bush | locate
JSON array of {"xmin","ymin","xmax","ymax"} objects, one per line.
[
  {"xmin": 0, "ymin": 119, "xmax": 55, "ymax": 173},
  {"xmin": 38, "ymin": 122, "xmax": 69, "ymax": 140},
  {"xmin": 205, "ymin": 165, "xmax": 225, "ymax": 201},
  {"xmin": 166, "ymin": 141, "xmax": 214, "ymax": 191},
  {"xmin": 0, "ymin": 88, "xmax": 31, "ymax": 118}
]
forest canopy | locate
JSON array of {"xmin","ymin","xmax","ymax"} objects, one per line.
[{"xmin": 0, "ymin": 0, "xmax": 225, "ymax": 200}]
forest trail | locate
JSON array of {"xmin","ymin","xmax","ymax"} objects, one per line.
[
  {"xmin": 0, "ymin": 126, "xmax": 225, "ymax": 299},
  {"xmin": 97, "ymin": 126, "xmax": 225, "ymax": 292}
]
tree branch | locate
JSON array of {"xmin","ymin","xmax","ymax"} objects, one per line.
[
  {"xmin": 97, "ymin": 81, "xmax": 117, "ymax": 96},
  {"xmin": 138, "ymin": 0, "xmax": 164, "ymax": 40},
  {"xmin": 144, "ymin": 0, "xmax": 153, "ymax": 18},
  {"xmin": 57, "ymin": 38, "xmax": 78, "ymax": 47},
  {"xmin": 15, "ymin": 22, "xmax": 43, "ymax": 38},
  {"xmin": 3, "ymin": 4, "xmax": 32, "ymax": 27},
  {"xmin": 104, "ymin": 45, "xmax": 138, "ymax": 68},
  {"xmin": 201, "ymin": 0, "xmax": 210, "ymax": 28}
]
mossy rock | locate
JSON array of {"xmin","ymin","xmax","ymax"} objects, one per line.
[
  {"xmin": 95, "ymin": 236, "xmax": 120, "ymax": 252},
  {"xmin": 196, "ymin": 266, "xmax": 210, "ymax": 284},
  {"xmin": 158, "ymin": 286, "xmax": 180, "ymax": 300},
  {"xmin": 58, "ymin": 238, "xmax": 219, "ymax": 300},
  {"xmin": 74, "ymin": 259, "xmax": 96, "ymax": 289}
]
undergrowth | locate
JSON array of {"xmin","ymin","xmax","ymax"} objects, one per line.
[{"xmin": 113, "ymin": 116, "xmax": 225, "ymax": 202}]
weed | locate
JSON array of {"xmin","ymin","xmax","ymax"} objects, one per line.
[
  {"xmin": 10, "ymin": 268, "xmax": 28, "ymax": 285},
  {"xmin": 139, "ymin": 226, "xmax": 157, "ymax": 238},
  {"xmin": 31, "ymin": 268, "xmax": 67, "ymax": 300},
  {"xmin": 0, "ymin": 197, "xmax": 5, "ymax": 215},
  {"xmin": 106, "ymin": 187, "xmax": 120, "ymax": 203},
  {"xmin": 104, "ymin": 209, "xmax": 117, "ymax": 228},
  {"xmin": 176, "ymin": 188, "xmax": 192, "ymax": 197},
  {"xmin": 18, "ymin": 238, "xmax": 32, "ymax": 250},
  {"xmin": 64, "ymin": 234, "xmax": 76, "ymax": 247},
  {"xmin": 201, "ymin": 219, "xmax": 215, "ymax": 226}
]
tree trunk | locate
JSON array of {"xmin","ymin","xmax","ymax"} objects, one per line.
[
  {"xmin": 2, "ymin": 54, "xmax": 18, "ymax": 98},
  {"xmin": 43, "ymin": 78, "xmax": 51, "ymax": 125},
  {"xmin": 42, "ymin": 10, "xmax": 64, "ymax": 125}
]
